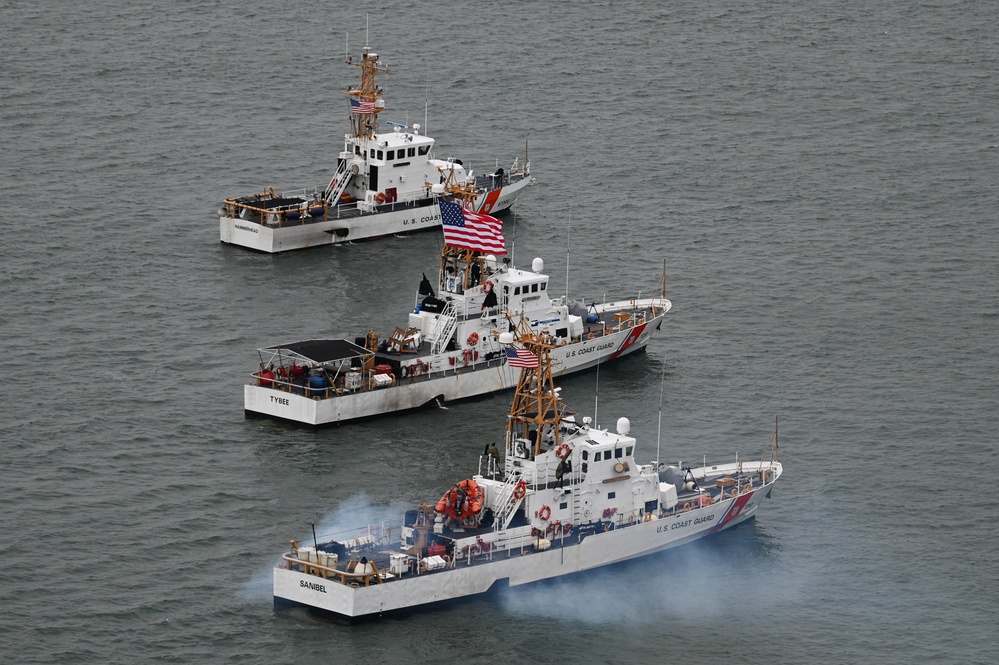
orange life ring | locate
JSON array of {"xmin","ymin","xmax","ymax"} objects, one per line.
[
  {"xmin": 512, "ymin": 480, "xmax": 527, "ymax": 501},
  {"xmin": 375, "ymin": 191, "xmax": 386, "ymax": 204},
  {"xmin": 536, "ymin": 505, "xmax": 551, "ymax": 521},
  {"xmin": 467, "ymin": 332, "xmax": 479, "ymax": 346},
  {"xmin": 683, "ymin": 502, "xmax": 692, "ymax": 512},
  {"xmin": 555, "ymin": 443, "xmax": 571, "ymax": 459}
]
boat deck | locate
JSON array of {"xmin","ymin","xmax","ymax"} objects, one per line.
[
  {"xmin": 281, "ymin": 464, "xmax": 771, "ymax": 589},
  {"xmin": 223, "ymin": 170, "xmax": 532, "ymax": 228},
  {"xmin": 251, "ymin": 303, "xmax": 657, "ymax": 401}
]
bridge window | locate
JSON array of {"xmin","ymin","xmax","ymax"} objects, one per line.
[
  {"xmin": 608, "ymin": 492, "xmax": 616, "ymax": 499},
  {"xmin": 418, "ymin": 145, "xmax": 430, "ymax": 155},
  {"xmin": 387, "ymin": 150, "xmax": 395, "ymax": 160}
]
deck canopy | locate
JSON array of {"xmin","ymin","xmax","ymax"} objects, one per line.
[{"xmin": 258, "ymin": 338, "xmax": 372, "ymax": 366}]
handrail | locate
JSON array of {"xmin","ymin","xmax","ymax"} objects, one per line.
[{"xmin": 281, "ymin": 553, "xmax": 384, "ymax": 586}]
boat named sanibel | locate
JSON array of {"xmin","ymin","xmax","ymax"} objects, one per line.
[
  {"xmin": 244, "ymin": 199, "xmax": 671, "ymax": 425},
  {"xmin": 272, "ymin": 322, "xmax": 783, "ymax": 619},
  {"xmin": 219, "ymin": 45, "xmax": 533, "ymax": 253}
]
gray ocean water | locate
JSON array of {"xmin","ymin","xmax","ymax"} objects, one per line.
[{"xmin": 2, "ymin": 0, "xmax": 997, "ymax": 662}]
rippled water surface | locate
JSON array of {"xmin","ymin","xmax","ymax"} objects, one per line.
[{"xmin": 2, "ymin": 0, "xmax": 997, "ymax": 663}]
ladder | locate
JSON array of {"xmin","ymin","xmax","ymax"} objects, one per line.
[
  {"xmin": 492, "ymin": 468, "xmax": 527, "ymax": 530},
  {"xmin": 430, "ymin": 300, "xmax": 458, "ymax": 355},
  {"xmin": 323, "ymin": 160, "xmax": 353, "ymax": 205}
]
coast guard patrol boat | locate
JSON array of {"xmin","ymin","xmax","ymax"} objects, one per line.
[
  {"xmin": 219, "ymin": 45, "xmax": 533, "ymax": 253},
  {"xmin": 245, "ymin": 205, "xmax": 670, "ymax": 425},
  {"xmin": 273, "ymin": 324, "xmax": 783, "ymax": 619}
]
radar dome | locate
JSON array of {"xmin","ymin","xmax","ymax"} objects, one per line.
[
  {"xmin": 498, "ymin": 332, "xmax": 514, "ymax": 344},
  {"xmin": 616, "ymin": 417, "xmax": 631, "ymax": 435},
  {"xmin": 532, "ymin": 257, "xmax": 544, "ymax": 272}
]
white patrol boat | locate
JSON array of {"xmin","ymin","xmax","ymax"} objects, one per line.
[
  {"xmin": 272, "ymin": 323, "xmax": 783, "ymax": 619},
  {"xmin": 219, "ymin": 45, "xmax": 533, "ymax": 253},
  {"xmin": 244, "ymin": 232, "xmax": 670, "ymax": 425}
]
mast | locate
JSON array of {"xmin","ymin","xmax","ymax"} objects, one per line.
[
  {"xmin": 505, "ymin": 319, "xmax": 576, "ymax": 459},
  {"xmin": 344, "ymin": 47, "xmax": 388, "ymax": 140},
  {"xmin": 438, "ymin": 246, "xmax": 487, "ymax": 293},
  {"xmin": 438, "ymin": 166, "xmax": 480, "ymax": 207}
]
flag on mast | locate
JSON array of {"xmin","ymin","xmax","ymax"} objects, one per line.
[
  {"xmin": 505, "ymin": 347, "xmax": 539, "ymax": 368},
  {"xmin": 351, "ymin": 98, "xmax": 375, "ymax": 114},
  {"xmin": 439, "ymin": 199, "xmax": 506, "ymax": 255}
]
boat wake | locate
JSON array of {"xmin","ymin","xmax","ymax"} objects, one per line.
[{"xmin": 497, "ymin": 529, "xmax": 777, "ymax": 625}]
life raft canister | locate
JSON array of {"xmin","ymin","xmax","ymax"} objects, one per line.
[
  {"xmin": 259, "ymin": 369, "xmax": 275, "ymax": 387},
  {"xmin": 435, "ymin": 479, "xmax": 484, "ymax": 521}
]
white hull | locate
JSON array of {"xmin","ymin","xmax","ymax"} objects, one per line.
[
  {"xmin": 220, "ymin": 178, "xmax": 531, "ymax": 253},
  {"xmin": 273, "ymin": 466, "xmax": 778, "ymax": 618},
  {"xmin": 245, "ymin": 303, "xmax": 662, "ymax": 425}
]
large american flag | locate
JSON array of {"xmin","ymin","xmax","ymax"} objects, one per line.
[
  {"xmin": 350, "ymin": 98, "xmax": 376, "ymax": 114},
  {"xmin": 439, "ymin": 199, "xmax": 506, "ymax": 254},
  {"xmin": 505, "ymin": 347, "xmax": 539, "ymax": 368}
]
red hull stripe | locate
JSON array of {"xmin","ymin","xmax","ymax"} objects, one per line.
[
  {"xmin": 478, "ymin": 188, "xmax": 502, "ymax": 214},
  {"xmin": 708, "ymin": 491, "xmax": 754, "ymax": 535},
  {"xmin": 608, "ymin": 321, "xmax": 649, "ymax": 361}
]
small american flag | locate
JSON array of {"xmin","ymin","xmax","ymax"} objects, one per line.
[
  {"xmin": 506, "ymin": 347, "xmax": 539, "ymax": 368},
  {"xmin": 350, "ymin": 98, "xmax": 376, "ymax": 115}
]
